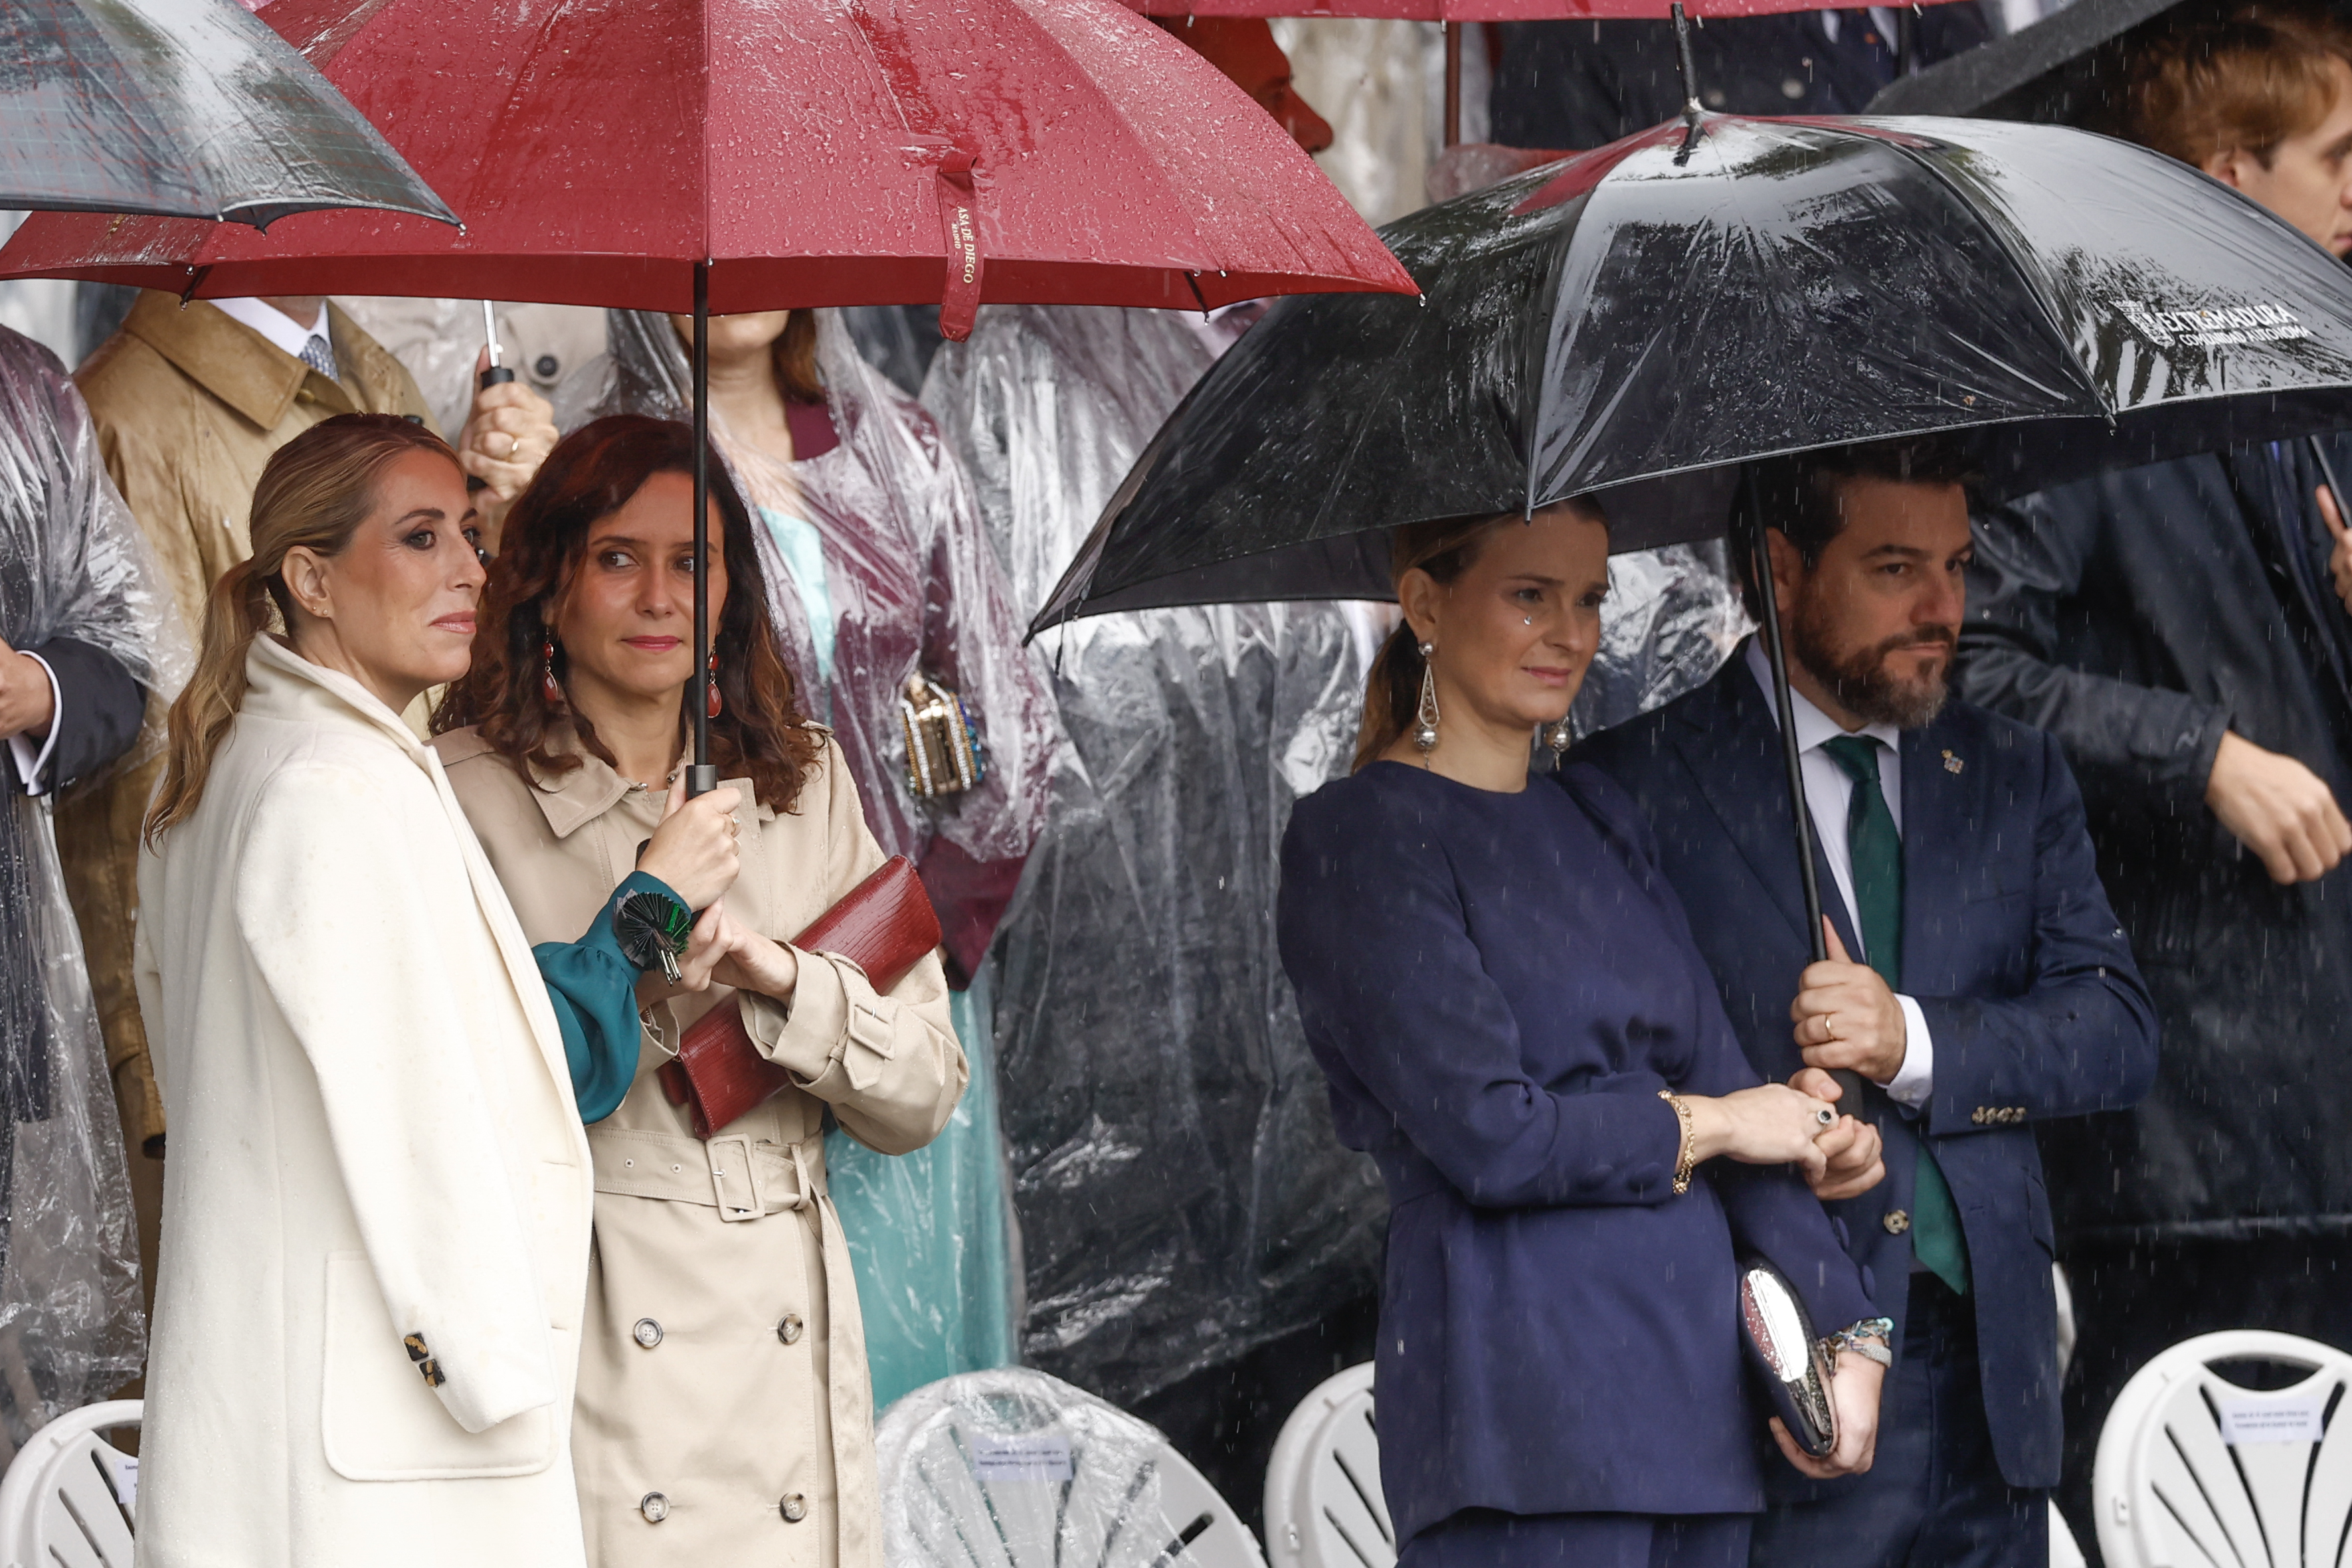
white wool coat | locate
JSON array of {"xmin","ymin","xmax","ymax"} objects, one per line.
[{"xmin": 132, "ymin": 635, "xmax": 594, "ymax": 1568}]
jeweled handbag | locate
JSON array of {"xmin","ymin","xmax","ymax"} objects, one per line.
[
  {"xmin": 898, "ymin": 674, "xmax": 985, "ymax": 799},
  {"xmin": 656, "ymin": 855, "xmax": 943, "ymax": 1138},
  {"xmin": 1738, "ymin": 1254, "xmax": 1838, "ymax": 1458}
]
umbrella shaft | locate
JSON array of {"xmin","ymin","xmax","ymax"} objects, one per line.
[{"xmin": 687, "ymin": 260, "xmax": 717, "ymax": 799}]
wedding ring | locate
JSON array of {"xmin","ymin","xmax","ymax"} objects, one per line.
[
  {"xmin": 505, "ymin": 432, "xmax": 520, "ymax": 457},
  {"xmin": 1814, "ymin": 1106, "xmax": 1837, "ymax": 1127}
]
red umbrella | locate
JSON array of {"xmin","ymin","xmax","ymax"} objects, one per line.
[{"xmin": 0, "ymin": 0, "xmax": 1414, "ymax": 788}]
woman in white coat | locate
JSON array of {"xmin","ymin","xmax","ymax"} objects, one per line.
[{"xmin": 130, "ymin": 414, "xmax": 731, "ymax": 1568}]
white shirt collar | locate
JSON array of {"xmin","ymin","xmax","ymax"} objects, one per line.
[
  {"xmin": 211, "ymin": 297, "xmax": 329, "ymax": 363},
  {"xmin": 1742, "ymin": 637, "xmax": 1903, "ymax": 759}
]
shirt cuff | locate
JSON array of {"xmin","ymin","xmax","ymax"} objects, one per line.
[
  {"xmin": 7, "ymin": 652, "xmax": 61, "ymax": 796},
  {"xmin": 1880, "ymin": 995, "xmax": 1934, "ymax": 1110}
]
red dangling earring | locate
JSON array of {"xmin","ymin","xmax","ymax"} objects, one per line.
[
  {"xmin": 705, "ymin": 650, "xmax": 723, "ymax": 719},
  {"xmin": 541, "ymin": 634, "xmax": 563, "ymax": 707}
]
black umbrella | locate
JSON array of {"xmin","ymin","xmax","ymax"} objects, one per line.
[
  {"xmin": 1863, "ymin": 0, "xmax": 2192, "ymax": 120},
  {"xmin": 1035, "ymin": 104, "xmax": 2352, "ymax": 1035},
  {"xmin": 0, "ymin": 0, "xmax": 453, "ymax": 228}
]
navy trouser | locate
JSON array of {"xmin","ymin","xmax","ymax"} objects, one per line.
[
  {"xmin": 1403, "ymin": 1510, "xmax": 1750, "ymax": 1568},
  {"xmin": 1748, "ymin": 1273, "xmax": 2047, "ymax": 1568}
]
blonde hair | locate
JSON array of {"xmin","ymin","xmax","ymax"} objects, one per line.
[{"xmin": 144, "ymin": 414, "xmax": 460, "ymax": 845}]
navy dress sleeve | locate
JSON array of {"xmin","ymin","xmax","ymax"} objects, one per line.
[
  {"xmin": 1566, "ymin": 766, "xmax": 1878, "ymax": 1335},
  {"xmin": 1279, "ymin": 776, "xmax": 1685, "ymax": 1209},
  {"xmin": 532, "ymin": 869, "xmax": 679, "ymax": 1124}
]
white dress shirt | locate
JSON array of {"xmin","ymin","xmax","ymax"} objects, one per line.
[
  {"xmin": 5, "ymin": 652, "xmax": 60, "ymax": 795},
  {"xmin": 1743, "ymin": 639, "xmax": 1935, "ymax": 1110},
  {"xmin": 211, "ymin": 297, "xmax": 330, "ymax": 362}
]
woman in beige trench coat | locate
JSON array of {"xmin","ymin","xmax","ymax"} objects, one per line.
[{"xmin": 430, "ymin": 414, "xmax": 966, "ymax": 1568}]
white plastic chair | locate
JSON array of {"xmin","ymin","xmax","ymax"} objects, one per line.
[
  {"xmin": 0, "ymin": 1399, "xmax": 139, "ymax": 1568},
  {"xmin": 2094, "ymin": 1330, "xmax": 2352, "ymax": 1568},
  {"xmin": 876, "ymin": 1368, "xmax": 1265, "ymax": 1568},
  {"xmin": 1263, "ymin": 1363, "xmax": 1391, "ymax": 1568}
]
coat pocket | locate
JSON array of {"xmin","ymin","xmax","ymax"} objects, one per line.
[{"xmin": 318, "ymin": 1252, "xmax": 557, "ymax": 1482}]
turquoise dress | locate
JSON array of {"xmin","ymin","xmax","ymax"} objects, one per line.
[{"xmin": 766, "ymin": 504, "xmax": 1020, "ymax": 1406}]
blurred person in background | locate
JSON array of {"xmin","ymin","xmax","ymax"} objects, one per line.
[
  {"xmin": 1489, "ymin": 6, "xmax": 1990, "ymax": 149},
  {"xmin": 61, "ymin": 290, "xmax": 559, "ymax": 1334},
  {"xmin": 0, "ymin": 325, "xmax": 184, "ymax": 1448},
  {"xmin": 1956, "ymin": 6, "xmax": 2352, "ymax": 1548}
]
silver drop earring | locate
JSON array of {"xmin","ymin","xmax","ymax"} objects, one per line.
[
  {"xmin": 1545, "ymin": 715, "xmax": 1575, "ymax": 760},
  {"xmin": 1413, "ymin": 642, "xmax": 1441, "ymax": 752}
]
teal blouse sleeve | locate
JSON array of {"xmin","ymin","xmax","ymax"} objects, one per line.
[{"xmin": 532, "ymin": 871, "xmax": 681, "ymax": 1125}]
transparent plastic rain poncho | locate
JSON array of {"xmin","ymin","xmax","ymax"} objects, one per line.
[
  {"xmin": 0, "ymin": 327, "xmax": 189, "ymax": 1444},
  {"xmin": 876, "ymin": 1366, "xmax": 1263, "ymax": 1568},
  {"xmin": 561, "ymin": 308, "xmax": 1051, "ymax": 1405},
  {"xmin": 926, "ymin": 302, "xmax": 1746, "ymax": 1406}
]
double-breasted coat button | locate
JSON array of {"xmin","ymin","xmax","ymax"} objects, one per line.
[
  {"xmin": 780, "ymin": 1494, "xmax": 808, "ymax": 1524},
  {"xmin": 1883, "ymin": 1209, "xmax": 1912, "ymax": 1235},
  {"xmin": 632, "ymin": 1318, "xmax": 664, "ymax": 1349},
  {"xmin": 778, "ymin": 1313, "xmax": 804, "ymax": 1345},
  {"xmin": 640, "ymin": 1492, "xmax": 670, "ymax": 1524}
]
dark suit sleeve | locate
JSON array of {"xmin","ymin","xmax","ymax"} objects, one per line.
[
  {"xmin": 21, "ymin": 635, "xmax": 142, "ymax": 794},
  {"xmin": 1277, "ymin": 792, "xmax": 1686, "ymax": 1210},
  {"xmin": 1910, "ymin": 731, "xmax": 2159, "ymax": 1134},
  {"xmin": 1959, "ymin": 491, "xmax": 2230, "ymax": 821}
]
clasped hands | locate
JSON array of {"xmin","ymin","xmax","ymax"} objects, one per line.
[{"xmin": 630, "ymin": 777, "xmax": 798, "ymax": 1005}]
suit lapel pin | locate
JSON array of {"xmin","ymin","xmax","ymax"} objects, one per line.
[{"xmin": 1942, "ymin": 749, "xmax": 1964, "ymax": 774}]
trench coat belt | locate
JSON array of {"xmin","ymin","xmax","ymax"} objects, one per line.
[
  {"xmin": 587, "ymin": 1126, "xmax": 827, "ymax": 1219},
  {"xmin": 584, "ymin": 1122, "xmax": 881, "ymax": 1565}
]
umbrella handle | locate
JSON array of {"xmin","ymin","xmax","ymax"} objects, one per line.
[{"xmin": 1740, "ymin": 479, "xmax": 1869, "ymax": 1115}]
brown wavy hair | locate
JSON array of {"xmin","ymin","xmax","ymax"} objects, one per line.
[
  {"xmin": 2116, "ymin": 5, "xmax": 2352, "ymax": 167},
  {"xmin": 431, "ymin": 415, "xmax": 822, "ymax": 812},
  {"xmin": 145, "ymin": 413, "xmax": 461, "ymax": 845}
]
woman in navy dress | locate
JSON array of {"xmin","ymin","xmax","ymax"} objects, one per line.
[{"xmin": 1277, "ymin": 501, "xmax": 1888, "ymax": 1568}]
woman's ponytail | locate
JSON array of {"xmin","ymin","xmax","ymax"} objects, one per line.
[
  {"xmin": 145, "ymin": 561, "xmax": 273, "ymax": 845},
  {"xmin": 141, "ymin": 413, "xmax": 462, "ymax": 847}
]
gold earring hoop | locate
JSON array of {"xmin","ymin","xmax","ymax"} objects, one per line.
[{"xmin": 1413, "ymin": 642, "xmax": 1441, "ymax": 752}]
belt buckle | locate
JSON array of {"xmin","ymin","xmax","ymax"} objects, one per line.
[{"xmin": 707, "ymin": 1134, "xmax": 765, "ymax": 1221}]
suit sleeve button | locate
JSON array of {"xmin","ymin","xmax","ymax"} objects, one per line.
[
  {"xmin": 780, "ymin": 1494, "xmax": 808, "ymax": 1523},
  {"xmin": 640, "ymin": 1493, "xmax": 669, "ymax": 1523},
  {"xmin": 1883, "ymin": 1209, "xmax": 1911, "ymax": 1235},
  {"xmin": 633, "ymin": 1318, "xmax": 664, "ymax": 1348},
  {"xmin": 778, "ymin": 1313, "xmax": 804, "ymax": 1345}
]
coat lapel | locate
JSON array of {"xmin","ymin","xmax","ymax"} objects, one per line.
[
  {"xmin": 1669, "ymin": 656, "xmax": 1862, "ymax": 958},
  {"xmin": 1898, "ymin": 713, "xmax": 1975, "ymax": 997}
]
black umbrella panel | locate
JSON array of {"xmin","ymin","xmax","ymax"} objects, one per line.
[
  {"xmin": 0, "ymin": 0, "xmax": 453, "ymax": 228},
  {"xmin": 1034, "ymin": 108, "xmax": 2352, "ymax": 1028},
  {"xmin": 1036, "ymin": 112, "xmax": 2352, "ymax": 627}
]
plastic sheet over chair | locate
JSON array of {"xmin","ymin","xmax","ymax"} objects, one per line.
[{"xmin": 877, "ymin": 1367, "xmax": 1268, "ymax": 1568}]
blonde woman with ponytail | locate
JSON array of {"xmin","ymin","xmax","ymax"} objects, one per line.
[
  {"xmin": 1275, "ymin": 500, "xmax": 1884, "ymax": 1568},
  {"xmin": 130, "ymin": 412, "xmax": 733, "ymax": 1568}
]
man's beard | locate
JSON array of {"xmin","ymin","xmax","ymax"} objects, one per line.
[{"xmin": 1789, "ymin": 594, "xmax": 1953, "ymax": 730}]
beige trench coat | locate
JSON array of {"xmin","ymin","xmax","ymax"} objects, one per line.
[
  {"xmin": 433, "ymin": 723, "xmax": 965, "ymax": 1568},
  {"xmin": 133, "ymin": 637, "xmax": 594, "ymax": 1568},
  {"xmin": 70, "ymin": 291, "xmax": 434, "ymax": 1158}
]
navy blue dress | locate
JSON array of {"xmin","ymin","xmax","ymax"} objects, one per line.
[{"xmin": 1277, "ymin": 762, "xmax": 1874, "ymax": 1549}]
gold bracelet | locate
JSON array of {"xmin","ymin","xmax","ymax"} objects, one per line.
[{"xmin": 1658, "ymin": 1089, "xmax": 1696, "ymax": 1195}]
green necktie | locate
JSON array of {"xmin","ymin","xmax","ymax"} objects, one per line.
[{"xmin": 1819, "ymin": 735, "xmax": 1970, "ymax": 1296}]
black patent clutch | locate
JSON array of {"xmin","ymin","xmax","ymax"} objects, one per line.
[{"xmin": 1738, "ymin": 1255, "xmax": 1837, "ymax": 1458}]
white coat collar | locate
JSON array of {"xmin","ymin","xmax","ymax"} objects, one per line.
[{"xmin": 244, "ymin": 634, "xmax": 430, "ymax": 762}]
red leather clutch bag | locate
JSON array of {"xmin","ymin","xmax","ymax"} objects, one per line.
[{"xmin": 656, "ymin": 855, "xmax": 941, "ymax": 1139}]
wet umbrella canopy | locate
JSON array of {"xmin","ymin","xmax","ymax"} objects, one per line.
[
  {"xmin": 0, "ymin": 0, "xmax": 452, "ymax": 228},
  {"xmin": 1, "ymin": 0, "xmax": 1413, "ymax": 787},
  {"xmin": 1036, "ymin": 112, "xmax": 2352, "ymax": 626}
]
